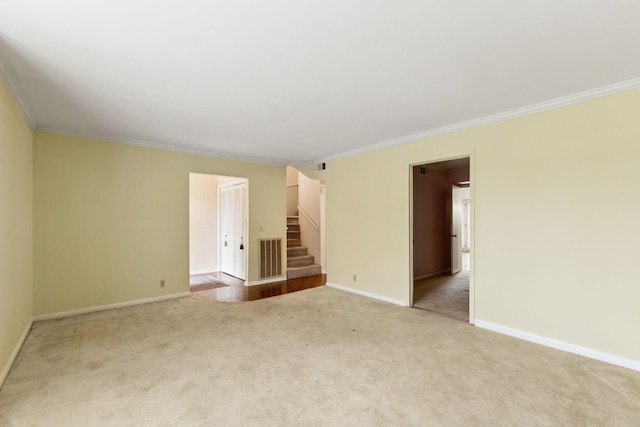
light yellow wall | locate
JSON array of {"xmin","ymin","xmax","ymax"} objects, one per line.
[
  {"xmin": 33, "ymin": 132, "xmax": 285, "ymax": 315},
  {"xmin": 0, "ymin": 78, "xmax": 33, "ymax": 378},
  {"xmin": 326, "ymin": 88, "xmax": 640, "ymax": 361}
]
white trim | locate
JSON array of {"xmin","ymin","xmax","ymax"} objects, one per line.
[
  {"xmin": 0, "ymin": 57, "xmax": 37, "ymax": 128},
  {"xmin": 246, "ymin": 276, "xmax": 287, "ymax": 286},
  {"xmin": 28, "ymin": 77, "xmax": 640, "ymax": 168},
  {"xmin": 300, "ymin": 77, "xmax": 640, "ymax": 166},
  {"xmin": 413, "ymin": 269, "xmax": 451, "ymax": 282},
  {"xmin": 33, "ymin": 292, "xmax": 190, "ymax": 321},
  {"xmin": 34, "ymin": 127, "xmax": 285, "ymax": 166},
  {"xmin": 3, "ymin": 50, "xmax": 637, "ymax": 169},
  {"xmin": 475, "ymin": 320, "xmax": 640, "ymax": 372},
  {"xmin": 326, "ymin": 282, "xmax": 407, "ymax": 307},
  {"xmin": 1, "ymin": 319, "xmax": 33, "ymax": 390}
]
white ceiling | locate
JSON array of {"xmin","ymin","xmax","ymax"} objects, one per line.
[{"xmin": 1, "ymin": 1, "xmax": 639, "ymax": 165}]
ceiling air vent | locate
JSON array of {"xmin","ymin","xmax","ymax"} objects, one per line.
[{"xmin": 313, "ymin": 162, "xmax": 326, "ymax": 173}]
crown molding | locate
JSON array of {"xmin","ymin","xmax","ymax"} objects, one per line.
[
  {"xmin": 0, "ymin": 56, "xmax": 37, "ymax": 128},
  {"xmin": 34, "ymin": 126, "xmax": 287, "ymax": 167},
  {"xmin": 304, "ymin": 77, "xmax": 640, "ymax": 166},
  {"xmin": 11, "ymin": 70, "xmax": 640, "ymax": 168}
]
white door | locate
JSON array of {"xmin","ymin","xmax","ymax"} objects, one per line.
[
  {"xmin": 451, "ymin": 185, "xmax": 463, "ymax": 274},
  {"xmin": 219, "ymin": 182, "xmax": 247, "ymax": 280}
]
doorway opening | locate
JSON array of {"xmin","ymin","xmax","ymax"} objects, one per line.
[
  {"xmin": 285, "ymin": 167, "xmax": 326, "ymax": 280},
  {"xmin": 411, "ymin": 157, "xmax": 472, "ymax": 322},
  {"xmin": 189, "ymin": 173, "xmax": 248, "ymax": 295}
]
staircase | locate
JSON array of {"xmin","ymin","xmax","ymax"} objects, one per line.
[{"xmin": 287, "ymin": 216, "xmax": 322, "ymax": 279}]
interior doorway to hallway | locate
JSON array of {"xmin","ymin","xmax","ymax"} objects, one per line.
[
  {"xmin": 188, "ymin": 173, "xmax": 248, "ymax": 294},
  {"xmin": 411, "ymin": 157, "xmax": 472, "ymax": 322}
]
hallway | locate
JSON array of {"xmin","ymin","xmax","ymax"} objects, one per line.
[{"xmin": 413, "ymin": 253, "xmax": 470, "ymax": 321}]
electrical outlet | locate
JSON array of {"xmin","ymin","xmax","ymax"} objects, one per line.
[{"xmin": 160, "ymin": 279, "xmax": 166, "ymax": 288}]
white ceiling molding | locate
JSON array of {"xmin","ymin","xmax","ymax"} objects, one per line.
[
  {"xmin": 13, "ymin": 71, "xmax": 640, "ymax": 169},
  {"xmin": 3, "ymin": 2, "xmax": 640, "ymax": 165},
  {"xmin": 0, "ymin": 57, "xmax": 36, "ymax": 129},
  {"xmin": 34, "ymin": 126, "xmax": 286, "ymax": 167},
  {"xmin": 304, "ymin": 77, "xmax": 640, "ymax": 167}
]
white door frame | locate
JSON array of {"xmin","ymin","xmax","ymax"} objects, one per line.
[
  {"xmin": 451, "ymin": 184, "xmax": 463, "ymax": 275},
  {"xmin": 409, "ymin": 150, "xmax": 475, "ymax": 324}
]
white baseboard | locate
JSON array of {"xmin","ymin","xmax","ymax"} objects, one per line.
[
  {"xmin": 33, "ymin": 292, "xmax": 191, "ymax": 321},
  {"xmin": 1, "ymin": 319, "xmax": 33, "ymax": 390},
  {"xmin": 475, "ymin": 320, "xmax": 640, "ymax": 372},
  {"xmin": 326, "ymin": 282, "xmax": 407, "ymax": 307},
  {"xmin": 246, "ymin": 276, "xmax": 287, "ymax": 287},
  {"xmin": 413, "ymin": 269, "xmax": 450, "ymax": 282}
]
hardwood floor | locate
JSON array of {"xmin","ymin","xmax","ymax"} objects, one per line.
[{"xmin": 191, "ymin": 272, "xmax": 326, "ymax": 302}]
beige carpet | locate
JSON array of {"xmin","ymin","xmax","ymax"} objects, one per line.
[
  {"xmin": 1, "ymin": 286, "xmax": 639, "ymax": 426},
  {"xmin": 413, "ymin": 270, "xmax": 469, "ymax": 321}
]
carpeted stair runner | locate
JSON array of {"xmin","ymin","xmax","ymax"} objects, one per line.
[{"xmin": 286, "ymin": 216, "xmax": 322, "ymax": 279}]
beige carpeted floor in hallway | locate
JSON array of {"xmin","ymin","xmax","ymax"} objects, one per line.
[
  {"xmin": 1, "ymin": 286, "xmax": 639, "ymax": 426},
  {"xmin": 413, "ymin": 271, "xmax": 470, "ymax": 321},
  {"xmin": 414, "ymin": 253, "xmax": 471, "ymax": 321}
]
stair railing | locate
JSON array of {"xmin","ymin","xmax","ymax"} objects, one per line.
[{"xmin": 297, "ymin": 206, "xmax": 319, "ymax": 230}]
